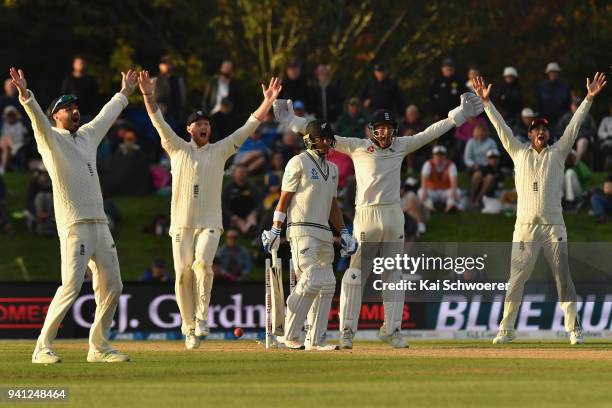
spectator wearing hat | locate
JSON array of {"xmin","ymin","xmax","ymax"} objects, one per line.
[
  {"xmin": 211, "ymin": 97, "xmax": 239, "ymax": 143},
  {"xmin": 0, "ymin": 105, "xmax": 28, "ymax": 173},
  {"xmin": 360, "ymin": 63, "xmax": 405, "ymax": 115},
  {"xmin": 335, "ymin": 97, "xmax": 368, "ymax": 139},
  {"xmin": 280, "ymin": 60, "xmax": 310, "ymax": 108},
  {"xmin": 61, "ymin": 55, "xmax": 100, "ymax": 120},
  {"xmin": 464, "ymin": 124, "xmax": 499, "ymax": 206},
  {"xmin": 203, "ymin": 61, "xmax": 242, "ymax": 116},
  {"xmin": 141, "ymin": 258, "xmax": 173, "ymax": 283},
  {"xmin": 495, "ymin": 66, "xmax": 523, "ymax": 126},
  {"xmin": 537, "ymin": 62, "xmax": 571, "ymax": 129},
  {"xmin": 556, "ymin": 97, "xmax": 597, "ymax": 163},
  {"xmin": 598, "ymin": 106, "xmax": 612, "ymax": 169},
  {"xmin": 419, "ymin": 145, "xmax": 460, "ymax": 213},
  {"xmin": 512, "ymin": 107, "xmax": 536, "ymax": 144},
  {"xmin": 590, "ymin": 173, "xmax": 612, "ymax": 223},
  {"xmin": 214, "ymin": 229, "xmax": 253, "ymax": 282},
  {"xmin": 312, "ymin": 64, "xmax": 342, "ymax": 122},
  {"xmin": 430, "ymin": 58, "xmax": 466, "ymax": 120},
  {"xmin": 155, "ymin": 55, "xmax": 187, "ymax": 124}
]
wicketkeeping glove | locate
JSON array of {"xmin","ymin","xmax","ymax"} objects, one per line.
[
  {"xmin": 272, "ymin": 99, "xmax": 307, "ymax": 133},
  {"xmin": 340, "ymin": 228, "xmax": 358, "ymax": 257},
  {"xmin": 261, "ymin": 226, "xmax": 281, "ymax": 255},
  {"xmin": 448, "ymin": 92, "xmax": 484, "ymax": 127}
]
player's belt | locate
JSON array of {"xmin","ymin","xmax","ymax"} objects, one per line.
[{"xmin": 287, "ymin": 222, "xmax": 331, "ymax": 231}]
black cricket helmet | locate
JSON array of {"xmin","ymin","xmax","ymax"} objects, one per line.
[
  {"xmin": 303, "ymin": 119, "xmax": 336, "ymax": 155},
  {"xmin": 368, "ymin": 109, "xmax": 398, "ymax": 148}
]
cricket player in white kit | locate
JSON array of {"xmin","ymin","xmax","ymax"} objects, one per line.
[
  {"xmin": 262, "ymin": 119, "xmax": 358, "ymax": 350},
  {"xmin": 139, "ymin": 71, "xmax": 282, "ymax": 349},
  {"xmin": 274, "ymin": 94, "xmax": 484, "ymax": 348},
  {"xmin": 10, "ymin": 67, "xmax": 138, "ymax": 363},
  {"xmin": 472, "ymin": 73, "xmax": 607, "ymax": 345}
]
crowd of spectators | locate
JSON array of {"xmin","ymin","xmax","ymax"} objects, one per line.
[{"xmin": 2, "ymin": 54, "xmax": 612, "ymax": 278}]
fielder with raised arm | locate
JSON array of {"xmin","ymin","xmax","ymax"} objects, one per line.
[
  {"xmin": 10, "ymin": 67, "xmax": 138, "ymax": 363},
  {"xmin": 472, "ymin": 73, "xmax": 607, "ymax": 345},
  {"xmin": 274, "ymin": 93, "xmax": 483, "ymax": 348},
  {"xmin": 139, "ymin": 71, "xmax": 282, "ymax": 349},
  {"xmin": 262, "ymin": 120, "xmax": 358, "ymax": 350}
]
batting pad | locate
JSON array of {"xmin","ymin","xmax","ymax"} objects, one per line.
[{"xmin": 339, "ymin": 268, "xmax": 362, "ymax": 333}]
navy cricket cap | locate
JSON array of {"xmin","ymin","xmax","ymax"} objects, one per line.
[
  {"xmin": 528, "ymin": 117, "xmax": 549, "ymax": 131},
  {"xmin": 48, "ymin": 94, "xmax": 78, "ymax": 115},
  {"xmin": 186, "ymin": 110, "xmax": 211, "ymax": 126}
]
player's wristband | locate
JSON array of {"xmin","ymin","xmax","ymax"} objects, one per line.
[
  {"xmin": 340, "ymin": 228, "xmax": 349, "ymax": 236},
  {"xmin": 271, "ymin": 226, "xmax": 282, "ymax": 236},
  {"xmin": 273, "ymin": 211, "xmax": 286, "ymax": 223}
]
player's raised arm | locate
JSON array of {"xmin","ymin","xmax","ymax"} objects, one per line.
[
  {"xmin": 399, "ymin": 93, "xmax": 484, "ymax": 154},
  {"xmin": 81, "ymin": 69, "xmax": 137, "ymax": 144},
  {"xmin": 139, "ymin": 70, "xmax": 186, "ymax": 153},
  {"xmin": 473, "ymin": 76, "xmax": 522, "ymax": 159},
  {"xmin": 556, "ymin": 72, "xmax": 607, "ymax": 157},
  {"xmin": 11, "ymin": 67, "xmax": 54, "ymax": 149}
]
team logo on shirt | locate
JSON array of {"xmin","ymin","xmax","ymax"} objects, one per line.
[{"xmin": 311, "ymin": 168, "xmax": 319, "ymax": 180}]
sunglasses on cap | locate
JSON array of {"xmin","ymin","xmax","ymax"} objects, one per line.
[
  {"xmin": 52, "ymin": 94, "xmax": 78, "ymax": 114},
  {"xmin": 528, "ymin": 118, "xmax": 549, "ymax": 131}
]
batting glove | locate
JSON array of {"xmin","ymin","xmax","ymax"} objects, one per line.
[
  {"xmin": 262, "ymin": 226, "xmax": 281, "ymax": 254},
  {"xmin": 340, "ymin": 228, "xmax": 358, "ymax": 257},
  {"xmin": 448, "ymin": 92, "xmax": 484, "ymax": 127}
]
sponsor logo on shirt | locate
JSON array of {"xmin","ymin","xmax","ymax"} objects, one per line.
[{"xmin": 311, "ymin": 168, "xmax": 319, "ymax": 180}]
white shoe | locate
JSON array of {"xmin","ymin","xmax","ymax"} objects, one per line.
[
  {"xmin": 185, "ymin": 330, "xmax": 201, "ymax": 350},
  {"xmin": 378, "ymin": 327, "xmax": 409, "ymax": 348},
  {"xmin": 492, "ymin": 329, "xmax": 516, "ymax": 344},
  {"xmin": 195, "ymin": 319, "xmax": 209, "ymax": 337},
  {"xmin": 338, "ymin": 329, "xmax": 354, "ymax": 349},
  {"xmin": 570, "ymin": 330, "xmax": 584, "ymax": 345},
  {"xmin": 32, "ymin": 348, "xmax": 61, "ymax": 364},
  {"xmin": 283, "ymin": 340, "xmax": 305, "ymax": 350},
  {"xmin": 305, "ymin": 343, "xmax": 339, "ymax": 351},
  {"xmin": 87, "ymin": 349, "xmax": 130, "ymax": 363}
]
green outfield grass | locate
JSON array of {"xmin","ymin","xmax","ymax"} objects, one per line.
[
  {"xmin": 1, "ymin": 340, "xmax": 611, "ymax": 407},
  {"xmin": 2, "ymin": 172, "xmax": 611, "ymax": 281}
]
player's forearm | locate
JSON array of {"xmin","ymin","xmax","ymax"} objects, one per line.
[
  {"xmin": 19, "ymin": 90, "xmax": 53, "ymax": 144},
  {"xmin": 83, "ymin": 94, "xmax": 129, "ymax": 140},
  {"xmin": 407, "ymin": 118, "xmax": 454, "ymax": 153},
  {"xmin": 272, "ymin": 191, "xmax": 293, "ymax": 228},
  {"xmin": 252, "ymin": 98, "xmax": 274, "ymax": 122},
  {"xmin": 142, "ymin": 92, "xmax": 159, "ymax": 115},
  {"xmin": 557, "ymin": 98, "xmax": 593, "ymax": 153},
  {"xmin": 329, "ymin": 198, "xmax": 346, "ymax": 232},
  {"xmin": 483, "ymin": 100, "xmax": 519, "ymax": 156}
]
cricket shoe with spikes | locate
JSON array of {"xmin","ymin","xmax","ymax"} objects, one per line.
[
  {"xmin": 87, "ymin": 349, "xmax": 130, "ymax": 363},
  {"xmin": 378, "ymin": 327, "xmax": 409, "ymax": 348},
  {"xmin": 283, "ymin": 340, "xmax": 305, "ymax": 350},
  {"xmin": 32, "ymin": 348, "xmax": 61, "ymax": 364},
  {"xmin": 338, "ymin": 329, "xmax": 354, "ymax": 349},
  {"xmin": 195, "ymin": 319, "xmax": 209, "ymax": 337},
  {"xmin": 492, "ymin": 329, "xmax": 516, "ymax": 344},
  {"xmin": 305, "ymin": 343, "xmax": 339, "ymax": 351},
  {"xmin": 570, "ymin": 330, "xmax": 584, "ymax": 345},
  {"xmin": 185, "ymin": 330, "xmax": 201, "ymax": 350}
]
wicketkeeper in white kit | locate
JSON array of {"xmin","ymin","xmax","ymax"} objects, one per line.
[
  {"xmin": 10, "ymin": 67, "xmax": 138, "ymax": 363},
  {"xmin": 262, "ymin": 119, "xmax": 358, "ymax": 350},
  {"xmin": 139, "ymin": 71, "xmax": 282, "ymax": 349},
  {"xmin": 472, "ymin": 73, "xmax": 607, "ymax": 345},
  {"xmin": 273, "ymin": 93, "xmax": 483, "ymax": 349}
]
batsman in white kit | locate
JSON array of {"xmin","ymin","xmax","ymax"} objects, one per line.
[
  {"xmin": 472, "ymin": 73, "xmax": 607, "ymax": 345},
  {"xmin": 139, "ymin": 71, "xmax": 282, "ymax": 349},
  {"xmin": 10, "ymin": 67, "xmax": 138, "ymax": 363},
  {"xmin": 262, "ymin": 119, "xmax": 358, "ymax": 350},
  {"xmin": 274, "ymin": 93, "xmax": 483, "ymax": 348}
]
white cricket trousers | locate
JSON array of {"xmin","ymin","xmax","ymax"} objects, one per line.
[
  {"xmin": 500, "ymin": 223, "xmax": 579, "ymax": 332},
  {"xmin": 37, "ymin": 222, "xmax": 122, "ymax": 352},
  {"xmin": 171, "ymin": 228, "xmax": 221, "ymax": 335},
  {"xmin": 339, "ymin": 205, "xmax": 405, "ymax": 335}
]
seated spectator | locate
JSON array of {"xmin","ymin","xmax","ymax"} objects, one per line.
[
  {"xmin": 474, "ymin": 150, "xmax": 505, "ymax": 212},
  {"xmin": 419, "ymin": 146, "xmax": 460, "ymax": 213},
  {"xmin": 495, "ymin": 66, "xmax": 523, "ymax": 126},
  {"xmin": 0, "ymin": 173, "xmax": 13, "ymax": 234},
  {"xmin": 453, "ymin": 115, "xmax": 488, "ymax": 167},
  {"xmin": 141, "ymin": 258, "xmax": 173, "ymax": 283},
  {"xmin": 279, "ymin": 130, "xmax": 302, "ymax": 163},
  {"xmin": 563, "ymin": 150, "xmax": 591, "ymax": 213},
  {"xmin": 599, "ymin": 106, "xmax": 612, "ymax": 170},
  {"xmin": 223, "ymin": 164, "xmax": 258, "ymax": 234},
  {"xmin": 556, "ymin": 97, "xmax": 597, "ymax": 163},
  {"xmin": 512, "ymin": 107, "xmax": 535, "ymax": 144},
  {"xmin": 214, "ymin": 229, "xmax": 253, "ymax": 281},
  {"xmin": 335, "ymin": 97, "xmax": 368, "ymax": 139},
  {"xmin": 26, "ymin": 166, "xmax": 55, "ymax": 236},
  {"xmin": 211, "ymin": 97, "xmax": 238, "ymax": 143},
  {"xmin": 590, "ymin": 173, "xmax": 612, "ymax": 223},
  {"xmin": 327, "ymin": 148, "xmax": 354, "ymax": 190},
  {"xmin": 0, "ymin": 105, "xmax": 28, "ymax": 174},
  {"xmin": 100, "ymin": 130, "xmax": 153, "ymax": 197},
  {"xmin": 401, "ymin": 176, "xmax": 427, "ymax": 236},
  {"xmin": 233, "ymin": 126, "xmax": 276, "ymax": 174},
  {"xmin": 262, "ymin": 172, "xmax": 281, "ymax": 211},
  {"xmin": 464, "ymin": 124, "xmax": 499, "ymax": 205}
]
